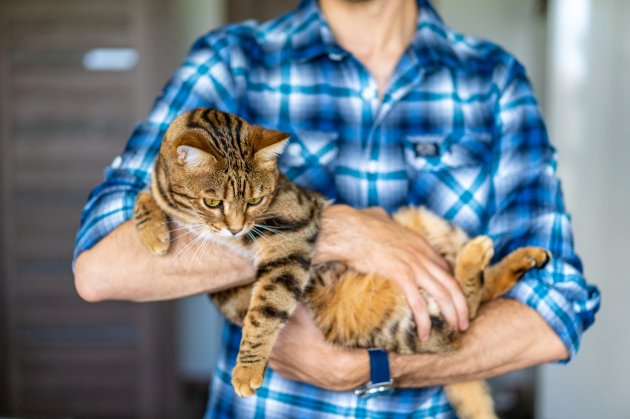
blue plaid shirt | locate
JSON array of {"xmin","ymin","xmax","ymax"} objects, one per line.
[{"xmin": 74, "ymin": 0, "xmax": 600, "ymax": 417}]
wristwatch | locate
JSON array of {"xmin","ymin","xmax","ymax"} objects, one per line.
[{"xmin": 354, "ymin": 349, "xmax": 395, "ymax": 399}]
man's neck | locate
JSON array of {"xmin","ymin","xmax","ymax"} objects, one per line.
[{"xmin": 320, "ymin": 0, "xmax": 418, "ymax": 96}]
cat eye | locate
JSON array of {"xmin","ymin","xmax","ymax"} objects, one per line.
[
  {"xmin": 247, "ymin": 197, "xmax": 263, "ymax": 206},
  {"xmin": 203, "ymin": 198, "xmax": 222, "ymax": 208}
]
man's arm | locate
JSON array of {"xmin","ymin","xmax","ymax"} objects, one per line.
[
  {"xmin": 268, "ymin": 299, "xmax": 567, "ymax": 391},
  {"xmin": 74, "ymin": 220, "xmax": 255, "ymax": 302},
  {"xmin": 390, "ymin": 299, "xmax": 567, "ymax": 388}
]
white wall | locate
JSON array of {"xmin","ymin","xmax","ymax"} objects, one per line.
[
  {"xmin": 176, "ymin": 0, "xmax": 226, "ymax": 53},
  {"xmin": 539, "ymin": 0, "xmax": 630, "ymax": 417}
]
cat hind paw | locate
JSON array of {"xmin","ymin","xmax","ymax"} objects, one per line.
[
  {"xmin": 523, "ymin": 247, "xmax": 552, "ymax": 270},
  {"xmin": 457, "ymin": 236, "xmax": 495, "ymax": 280}
]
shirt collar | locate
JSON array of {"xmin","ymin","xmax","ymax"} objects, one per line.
[
  {"xmin": 285, "ymin": 0, "xmax": 347, "ymax": 63},
  {"xmin": 278, "ymin": 0, "xmax": 460, "ymax": 68}
]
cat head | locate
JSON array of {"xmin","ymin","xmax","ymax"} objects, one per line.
[{"xmin": 157, "ymin": 108, "xmax": 290, "ymax": 238}]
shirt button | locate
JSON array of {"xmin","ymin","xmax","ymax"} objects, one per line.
[
  {"xmin": 111, "ymin": 155, "xmax": 122, "ymax": 169},
  {"xmin": 287, "ymin": 143, "xmax": 302, "ymax": 157},
  {"xmin": 367, "ymin": 160, "xmax": 378, "ymax": 173}
]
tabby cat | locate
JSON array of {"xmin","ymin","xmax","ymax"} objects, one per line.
[{"xmin": 134, "ymin": 108, "xmax": 551, "ymax": 419}]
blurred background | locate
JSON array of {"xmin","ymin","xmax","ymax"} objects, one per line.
[{"xmin": 0, "ymin": 0, "xmax": 628, "ymax": 418}]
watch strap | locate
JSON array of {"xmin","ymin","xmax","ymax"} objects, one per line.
[
  {"xmin": 354, "ymin": 349, "xmax": 394, "ymax": 399},
  {"xmin": 368, "ymin": 348, "xmax": 391, "ymax": 385}
]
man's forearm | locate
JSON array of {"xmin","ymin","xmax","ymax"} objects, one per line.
[
  {"xmin": 74, "ymin": 220, "xmax": 255, "ymax": 302},
  {"xmin": 387, "ymin": 299, "xmax": 569, "ymax": 388}
]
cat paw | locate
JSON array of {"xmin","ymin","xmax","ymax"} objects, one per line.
[
  {"xmin": 137, "ymin": 226, "xmax": 170, "ymax": 255},
  {"xmin": 232, "ymin": 363, "xmax": 266, "ymax": 397},
  {"xmin": 134, "ymin": 191, "xmax": 170, "ymax": 255},
  {"xmin": 519, "ymin": 247, "xmax": 552, "ymax": 270},
  {"xmin": 457, "ymin": 236, "xmax": 494, "ymax": 279}
]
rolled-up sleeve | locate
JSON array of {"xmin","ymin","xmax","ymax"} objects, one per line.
[
  {"xmin": 73, "ymin": 33, "xmax": 239, "ymax": 263},
  {"xmin": 487, "ymin": 59, "xmax": 601, "ymax": 360}
]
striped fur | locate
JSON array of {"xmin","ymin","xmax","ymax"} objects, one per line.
[
  {"xmin": 134, "ymin": 108, "xmax": 328, "ymax": 398},
  {"xmin": 133, "ymin": 108, "xmax": 551, "ymax": 417}
]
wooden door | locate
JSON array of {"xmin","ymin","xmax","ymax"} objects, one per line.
[{"xmin": 0, "ymin": 0, "xmax": 178, "ymax": 417}]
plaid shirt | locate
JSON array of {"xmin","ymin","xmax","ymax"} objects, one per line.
[{"xmin": 74, "ymin": 0, "xmax": 600, "ymax": 417}]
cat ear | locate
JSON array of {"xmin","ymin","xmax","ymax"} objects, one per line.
[
  {"xmin": 176, "ymin": 145, "xmax": 214, "ymax": 167},
  {"xmin": 253, "ymin": 128, "xmax": 290, "ymax": 161}
]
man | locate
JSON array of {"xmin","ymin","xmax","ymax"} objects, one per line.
[{"xmin": 74, "ymin": 0, "xmax": 600, "ymax": 417}]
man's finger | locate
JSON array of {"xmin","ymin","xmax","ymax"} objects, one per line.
[
  {"xmin": 412, "ymin": 266, "xmax": 459, "ymax": 329},
  {"xmin": 398, "ymin": 279, "xmax": 431, "ymax": 341},
  {"xmin": 424, "ymin": 263, "xmax": 469, "ymax": 330}
]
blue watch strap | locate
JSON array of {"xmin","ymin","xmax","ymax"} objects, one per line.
[
  {"xmin": 368, "ymin": 349, "xmax": 391, "ymax": 385},
  {"xmin": 354, "ymin": 349, "xmax": 394, "ymax": 398}
]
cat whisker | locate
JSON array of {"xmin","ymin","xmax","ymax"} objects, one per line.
[
  {"xmin": 175, "ymin": 230, "xmax": 207, "ymax": 259},
  {"xmin": 168, "ymin": 224, "xmax": 204, "ymax": 234},
  {"xmin": 250, "ymin": 227, "xmax": 271, "ymax": 244},
  {"xmin": 254, "ymin": 211, "xmax": 287, "ymax": 220},
  {"xmin": 254, "ymin": 224, "xmax": 282, "ymax": 234},
  {"xmin": 251, "ymin": 226, "xmax": 287, "ymax": 251},
  {"xmin": 172, "ymin": 225, "xmax": 207, "ymax": 241},
  {"xmin": 190, "ymin": 234, "xmax": 211, "ymax": 267}
]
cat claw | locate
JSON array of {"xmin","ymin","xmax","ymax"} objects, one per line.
[{"xmin": 527, "ymin": 248, "xmax": 552, "ymax": 269}]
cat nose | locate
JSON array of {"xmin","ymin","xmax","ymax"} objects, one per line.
[{"xmin": 228, "ymin": 227, "xmax": 243, "ymax": 235}]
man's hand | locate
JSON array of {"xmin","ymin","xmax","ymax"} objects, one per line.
[
  {"xmin": 316, "ymin": 205, "xmax": 469, "ymax": 341},
  {"xmin": 268, "ymin": 305, "xmax": 369, "ymax": 391}
]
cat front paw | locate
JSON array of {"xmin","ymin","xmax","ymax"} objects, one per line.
[
  {"xmin": 232, "ymin": 363, "xmax": 266, "ymax": 397},
  {"xmin": 137, "ymin": 225, "xmax": 170, "ymax": 255},
  {"xmin": 134, "ymin": 191, "xmax": 170, "ymax": 255}
]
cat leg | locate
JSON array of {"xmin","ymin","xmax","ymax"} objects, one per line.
[
  {"xmin": 445, "ymin": 380, "xmax": 497, "ymax": 419},
  {"xmin": 209, "ymin": 284, "xmax": 254, "ymax": 326},
  {"xmin": 231, "ymin": 253, "xmax": 313, "ymax": 397},
  {"xmin": 134, "ymin": 190, "xmax": 170, "ymax": 255},
  {"xmin": 454, "ymin": 236, "xmax": 494, "ymax": 319},
  {"xmin": 481, "ymin": 247, "xmax": 551, "ymax": 302}
]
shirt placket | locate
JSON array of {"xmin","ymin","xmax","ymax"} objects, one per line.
[
  {"xmin": 361, "ymin": 50, "xmax": 427, "ymax": 208},
  {"xmin": 357, "ymin": 73, "xmax": 380, "ymax": 207}
]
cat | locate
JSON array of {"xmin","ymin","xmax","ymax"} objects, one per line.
[{"xmin": 134, "ymin": 107, "xmax": 551, "ymax": 419}]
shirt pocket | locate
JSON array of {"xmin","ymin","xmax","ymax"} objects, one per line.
[
  {"xmin": 278, "ymin": 130, "xmax": 339, "ymax": 195},
  {"xmin": 403, "ymin": 132, "xmax": 494, "ymax": 172}
]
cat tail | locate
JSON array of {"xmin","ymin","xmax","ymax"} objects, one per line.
[{"xmin": 444, "ymin": 380, "xmax": 497, "ymax": 419}]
